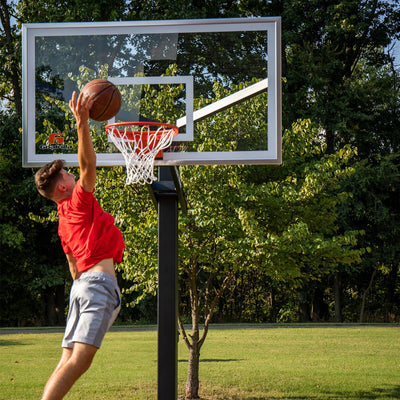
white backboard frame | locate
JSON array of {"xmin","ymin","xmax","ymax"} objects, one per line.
[{"xmin": 22, "ymin": 17, "xmax": 282, "ymax": 167}]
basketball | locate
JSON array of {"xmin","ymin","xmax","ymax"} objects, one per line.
[{"xmin": 81, "ymin": 79, "xmax": 122, "ymax": 121}]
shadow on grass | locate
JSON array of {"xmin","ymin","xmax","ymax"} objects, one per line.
[
  {"xmin": 178, "ymin": 359, "xmax": 244, "ymax": 363},
  {"xmin": 347, "ymin": 385, "xmax": 400, "ymax": 399},
  {"xmin": 197, "ymin": 385, "xmax": 400, "ymax": 400},
  {"xmin": 0, "ymin": 338, "xmax": 27, "ymax": 346},
  {"xmin": 269, "ymin": 385, "xmax": 400, "ymax": 400}
]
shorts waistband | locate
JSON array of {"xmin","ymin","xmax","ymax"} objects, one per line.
[{"xmin": 78, "ymin": 270, "xmax": 118, "ymax": 284}]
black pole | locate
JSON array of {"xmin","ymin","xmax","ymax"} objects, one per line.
[{"xmin": 156, "ymin": 167, "xmax": 178, "ymax": 400}]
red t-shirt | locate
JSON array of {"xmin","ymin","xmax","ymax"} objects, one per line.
[{"xmin": 57, "ymin": 180, "xmax": 125, "ymax": 273}]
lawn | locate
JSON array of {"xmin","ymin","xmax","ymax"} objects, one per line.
[{"xmin": 1, "ymin": 325, "xmax": 399, "ymax": 399}]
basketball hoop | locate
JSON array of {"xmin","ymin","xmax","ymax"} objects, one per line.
[{"xmin": 105, "ymin": 122, "xmax": 179, "ymax": 185}]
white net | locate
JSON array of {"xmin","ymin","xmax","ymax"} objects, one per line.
[{"xmin": 105, "ymin": 122, "xmax": 178, "ymax": 185}]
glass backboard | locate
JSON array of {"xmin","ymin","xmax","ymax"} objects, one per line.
[{"xmin": 22, "ymin": 17, "xmax": 281, "ymax": 167}]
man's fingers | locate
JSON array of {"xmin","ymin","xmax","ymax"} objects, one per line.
[
  {"xmin": 82, "ymin": 93, "xmax": 95, "ymax": 110},
  {"xmin": 69, "ymin": 91, "xmax": 77, "ymax": 110},
  {"xmin": 77, "ymin": 92, "xmax": 94, "ymax": 111}
]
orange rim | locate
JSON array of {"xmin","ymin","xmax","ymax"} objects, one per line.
[{"xmin": 105, "ymin": 121, "xmax": 179, "ymax": 141}]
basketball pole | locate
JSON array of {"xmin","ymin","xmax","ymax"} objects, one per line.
[{"xmin": 151, "ymin": 166, "xmax": 187, "ymax": 400}]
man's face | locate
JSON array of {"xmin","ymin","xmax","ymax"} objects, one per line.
[{"xmin": 60, "ymin": 169, "xmax": 76, "ymax": 191}]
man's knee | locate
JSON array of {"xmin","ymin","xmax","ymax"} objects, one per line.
[
  {"xmin": 70, "ymin": 342, "xmax": 97, "ymax": 374},
  {"xmin": 68, "ymin": 356, "xmax": 92, "ymax": 376}
]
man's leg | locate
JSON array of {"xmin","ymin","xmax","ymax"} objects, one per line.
[
  {"xmin": 42, "ymin": 347, "xmax": 73, "ymax": 396},
  {"xmin": 41, "ymin": 342, "xmax": 97, "ymax": 400}
]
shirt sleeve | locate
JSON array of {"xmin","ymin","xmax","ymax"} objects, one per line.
[{"xmin": 69, "ymin": 180, "xmax": 95, "ymax": 211}]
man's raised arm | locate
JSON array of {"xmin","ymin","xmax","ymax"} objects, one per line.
[{"xmin": 69, "ymin": 91, "xmax": 96, "ymax": 192}]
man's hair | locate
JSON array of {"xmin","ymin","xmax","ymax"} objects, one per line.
[{"xmin": 35, "ymin": 159, "xmax": 65, "ymax": 199}]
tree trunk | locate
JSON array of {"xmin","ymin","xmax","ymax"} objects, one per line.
[
  {"xmin": 55, "ymin": 284, "xmax": 66, "ymax": 325},
  {"xmin": 0, "ymin": 0, "xmax": 22, "ymax": 116},
  {"xmin": 179, "ymin": 267, "xmax": 232, "ymax": 399},
  {"xmin": 185, "ymin": 345, "xmax": 201, "ymax": 399},
  {"xmin": 384, "ymin": 263, "xmax": 398, "ymax": 322},
  {"xmin": 42, "ymin": 284, "xmax": 65, "ymax": 326},
  {"xmin": 360, "ymin": 268, "xmax": 377, "ymax": 323},
  {"xmin": 334, "ymin": 272, "xmax": 342, "ymax": 322},
  {"xmin": 298, "ymin": 290, "xmax": 311, "ymax": 322},
  {"xmin": 311, "ymin": 287, "xmax": 329, "ymax": 322},
  {"xmin": 325, "ymin": 127, "xmax": 335, "ymax": 154}
]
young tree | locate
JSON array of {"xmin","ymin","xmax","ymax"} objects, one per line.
[{"xmin": 166, "ymin": 80, "xmax": 363, "ymax": 396}]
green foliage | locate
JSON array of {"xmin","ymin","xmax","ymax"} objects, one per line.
[
  {"xmin": 180, "ymin": 117, "xmax": 363, "ymax": 291},
  {"xmin": 337, "ymin": 153, "xmax": 400, "ymax": 321},
  {"xmin": 278, "ymin": 0, "xmax": 400, "ymax": 152},
  {"xmin": 0, "ymin": 111, "xmax": 67, "ymax": 326},
  {"xmin": 0, "ymin": 0, "xmax": 399, "ymax": 329},
  {"xmin": 16, "ymin": 0, "xmax": 126, "ymax": 23},
  {"xmin": 35, "ymin": 59, "xmax": 365, "ymax": 329},
  {"xmin": 126, "ymin": 0, "xmax": 242, "ymax": 20},
  {"xmin": 133, "ymin": 64, "xmax": 185, "ymax": 125}
]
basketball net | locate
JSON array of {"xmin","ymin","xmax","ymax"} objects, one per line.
[{"xmin": 105, "ymin": 122, "xmax": 179, "ymax": 185}]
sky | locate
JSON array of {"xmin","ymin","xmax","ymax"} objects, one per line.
[{"xmin": 391, "ymin": 40, "xmax": 400, "ymax": 68}]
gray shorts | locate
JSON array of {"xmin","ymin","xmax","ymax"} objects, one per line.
[{"xmin": 62, "ymin": 271, "xmax": 121, "ymax": 349}]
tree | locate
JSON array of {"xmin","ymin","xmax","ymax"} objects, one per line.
[
  {"xmin": 173, "ymin": 77, "xmax": 363, "ymax": 395},
  {"xmin": 0, "ymin": 108, "xmax": 68, "ymax": 326},
  {"xmin": 266, "ymin": 0, "xmax": 400, "ymax": 321},
  {"xmin": 0, "ymin": 0, "xmax": 22, "ymax": 115},
  {"xmin": 277, "ymin": 0, "xmax": 400, "ymax": 143},
  {"xmin": 338, "ymin": 154, "xmax": 400, "ymax": 322}
]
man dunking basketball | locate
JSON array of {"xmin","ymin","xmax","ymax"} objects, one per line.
[{"xmin": 35, "ymin": 91, "xmax": 125, "ymax": 400}]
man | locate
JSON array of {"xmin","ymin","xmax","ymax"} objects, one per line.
[{"xmin": 35, "ymin": 91, "xmax": 125, "ymax": 400}]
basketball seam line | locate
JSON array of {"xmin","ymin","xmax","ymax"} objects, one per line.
[{"xmin": 94, "ymin": 90, "xmax": 118, "ymax": 120}]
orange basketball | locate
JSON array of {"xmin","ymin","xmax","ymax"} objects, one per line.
[{"xmin": 81, "ymin": 79, "xmax": 122, "ymax": 121}]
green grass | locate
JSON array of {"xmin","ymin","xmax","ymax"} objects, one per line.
[{"xmin": 1, "ymin": 326, "xmax": 400, "ymax": 399}]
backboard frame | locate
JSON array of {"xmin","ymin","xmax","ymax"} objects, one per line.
[{"xmin": 22, "ymin": 17, "xmax": 282, "ymax": 167}]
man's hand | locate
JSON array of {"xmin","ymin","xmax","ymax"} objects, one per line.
[{"xmin": 69, "ymin": 90, "xmax": 93, "ymax": 123}]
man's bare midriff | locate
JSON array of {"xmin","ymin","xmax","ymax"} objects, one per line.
[{"xmin": 85, "ymin": 258, "xmax": 115, "ymax": 276}]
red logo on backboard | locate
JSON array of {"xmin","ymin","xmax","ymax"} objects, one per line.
[
  {"xmin": 49, "ymin": 133, "xmax": 64, "ymax": 144},
  {"xmin": 39, "ymin": 132, "xmax": 72, "ymax": 150}
]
